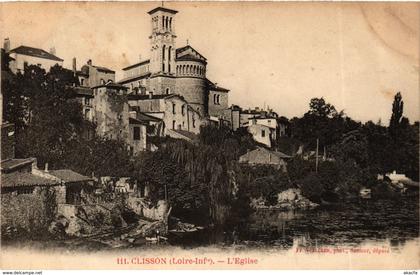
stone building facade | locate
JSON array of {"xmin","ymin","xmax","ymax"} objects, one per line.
[
  {"xmin": 128, "ymin": 94, "xmax": 205, "ymax": 137},
  {"xmin": 92, "ymin": 83, "xmax": 130, "ymax": 141},
  {"xmin": 118, "ymin": 6, "xmax": 230, "ymax": 128}
]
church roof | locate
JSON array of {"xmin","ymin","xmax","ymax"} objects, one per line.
[
  {"xmin": 176, "ymin": 45, "xmax": 207, "ymax": 61},
  {"xmin": 118, "ymin": 72, "xmax": 151, "ymax": 84},
  {"xmin": 176, "ymin": 53, "xmax": 207, "ymax": 64},
  {"xmin": 207, "ymin": 79, "xmax": 229, "ymax": 92},
  {"xmin": 122, "ymin": 59, "xmax": 150, "ymax": 71},
  {"xmin": 10, "ymin": 45, "xmax": 64, "ymax": 62},
  {"xmin": 148, "ymin": 7, "xmax": 178, "ymax": 15}
]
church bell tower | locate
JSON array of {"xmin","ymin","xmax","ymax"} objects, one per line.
[{"xmin": 148, "ymin": 7, "xmax": 178, "ymax": 77}]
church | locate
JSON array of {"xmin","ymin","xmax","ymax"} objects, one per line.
[{"xmin": 118, "ymin": 6, "xmax": 231, "ymax": 127}]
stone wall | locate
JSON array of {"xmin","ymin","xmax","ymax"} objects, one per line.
[
  {"xmin": 1, "ymin": 187, "xmax": 55, "ymax": 234},
  {"xmin": 174, "ymin": 77, "xmax": 207, "ymax": 116},
  {"xmin": 126, "ymin": 197, "xmax": 169, "ymax": 221},
  {"xmin": 208, "ymin": 90, "xmax": 229, "ymax": 117}
]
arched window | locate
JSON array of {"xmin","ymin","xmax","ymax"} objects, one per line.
[
  {"xmin": 169, "ymin": 18, "xmax": 172, "ymax": 30},
  {"xmin": 162, "ymin": 16, "xmax": 165, "ymax": 28},
  {"xmin": 162, "ymin": 45, "xmax": 166, "ymax": 61},
  {"xmin": 217, "ymin": 95, "xmax": 221, "ymax": 104},
  {"xmin": 168, "ymin": 46, "xmax": 172, "ymax": 61},
  {"xmin": 166, "ymin": 17, "xmax": 169, "ymax": 30}
]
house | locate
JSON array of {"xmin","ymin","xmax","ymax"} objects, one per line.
[
  {"xmin": 128, "ymin": 93, "xmax": 205, "ymax": 138},
  {"xmin": 6, "ymin": 39, "xmax": 64, "ymax": 74},
  {"xmin": 92, "ymin": 82, "xmax": 130, "ymax": 141},
  {"xmin": 1, "ymin": 158, "xmax": 93, "ymax": 204},
  {"xmin": 74, "ymin": 58, "xmax": 115, "ymax": 88},
  {"xmin": 239, "ymin": 147, "xmax": 292, "ymax": 171},
  {"xmin": 247, "ymin": 124, "xmax": 273, "ymax": 147}
]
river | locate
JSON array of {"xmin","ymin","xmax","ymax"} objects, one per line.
[{"xmin": 172, "ymin": 198, "xmax": 419, "ymax": 250}]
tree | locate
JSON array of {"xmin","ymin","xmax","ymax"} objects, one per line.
[
  {"xmin": 389, "ymin": 92, "xmax": 404, "ymax": 140},
  {"xmin": 309, "ymin": 97, "xmax": 337, "ymax": 118}
]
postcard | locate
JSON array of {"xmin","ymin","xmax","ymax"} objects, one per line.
[{"xmin": 0, "ymin": 1, "xmax": 419, "ymax": 270}]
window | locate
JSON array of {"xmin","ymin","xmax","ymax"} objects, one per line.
[
  {"xmin": 162, "ymin": 45, "xmax": 166, "ymax": 61},
  {"xmin": 168, "ymin": 46, "xmax": 172, "ymax": 61},
  {"xmin": 133, "ymin": 126, "xmax": 140, "ymax": 140},
  {"xmin": 214, "ymin": 94, "xmax": 217, "ymax": 104},
  {"xmin": 192, "ymin": 117, "xmax": 196, "ymax": 128},
  {"xmin": 261, "ymin": 130, "xmax": 266, "ymax": 137},
  {"xmin": 172, "ymin": 120, "xmax": 176, "ymax": 129},
  {"xmin": 172, "ymin": 103, "xmax": 176, "ymax": 114},
  {"xmin": 182, "ymin": 105, "xmax": 185, "ymax": 116},
  {"xmin": 80, "ymin": 78, "xmax": 85, "ymax": 86},
  {"xmin": 166, "ymin": 88, "xmax": 170, "ymax": 95}
]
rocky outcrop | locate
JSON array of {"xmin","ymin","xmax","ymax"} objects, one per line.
[
  {"xmin": 250, "ymin": 188, "xmax": 318, "ymax": 210},
  {"xmin": 276, "ymin": 188, "xmax": 318, "ymax": 210}
]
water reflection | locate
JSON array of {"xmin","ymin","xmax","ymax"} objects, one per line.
[{"xmin": 174, "ymin": 198, "xmax": 419, "ymax": 250}]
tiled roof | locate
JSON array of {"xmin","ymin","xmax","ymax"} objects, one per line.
[
  {"xmin": 176, "ymin": 45, "xmax": 207, "ymax": 61},
  {"xmin": 48, "ymin": 169, "xmax": 91, "ymax": 183},
  {"xmin": 1, "ymin": 172, "xmax": 58, "ymax": 188},
  {"xmin": 207, "ymin": 79, "xmax": 229, "ymax": 92},
  {"xmin": 173, "ymin": 129, "xmax": 197, "ymax": 141},
  {"xmin": 128, "ymin": 94, "xmax": 171, "ymax": 100},
  {"xmin": 122, "ymin": 60, "xmax": 150, "ymax": 71},
  {"xmin": 73, "ymin": 86, "xmax": 93, "ymax": 97},
  {"xmin": 148, "ymin": 7, "xmax": 178, "ymax": 15},
  {"xmin": 136, "ymin": 112, "xmax": 162, "ymax": 122},
  {"xmin": 93, "ymin": 65, "xmax": 115, "ymax": 74},
  {"xmin": 10, "ymin": 46, "xmax": 63, "ymax": 62},
  {"xmin": 176, "ymin": 54, "xmax": 207, "ymax": 64},
  {"xmin": 1, "ymin": 158, "xmax": 35, "ymax": 173},
  {"xmin": 129, "ymin": 117, "xmax": 148, "ymax": 126},
  {"xmin": 118, "ymin": 72, "xmax": 151, "ymax": 84},
  {"xmin": 92, "ymin": 82, "xmax": 127, "ymax": 90}
]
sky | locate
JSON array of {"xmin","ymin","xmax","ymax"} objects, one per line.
[{"xmin": 1, "ymin": 1, "xmax": 419, "ymax": 124}]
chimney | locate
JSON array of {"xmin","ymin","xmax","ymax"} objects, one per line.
[
  {"xmin": 3, "ymin": 38, "xmax": 10, "ymax": 53},
  {"xmin": 72, "ymin": 57, "xmax": 77, "ymax": 73},
  {"xmin": 87, "ymin": 59, "xmax": 92, "ymax": 66},
  {"xmin": 44, "ymin": 163, "xmax": 49, "ymax": 172},
  {"xmin": 49, "ymin": 47, "xmax": 56, "ymax": 56}
]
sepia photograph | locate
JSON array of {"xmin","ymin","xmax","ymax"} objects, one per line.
[{"xmin": 0, "ymin": 1, "xmax": 419, "ymax": 270}]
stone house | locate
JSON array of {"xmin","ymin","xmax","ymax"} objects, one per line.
[
  {"xmin": 75, "ymin": 59, "xmax": 115, "ymax": 88},
  {"xmin": 6, "ymin": 40, "xmax": 64, "ymax": 74},
  {"xmin": 1, "ymin": 157, "xmax": 93, "ymax": 232},
  {"xmin": 247, "ymin": 124, "xmax": 274, "ymax": 147},
  {"xmin": 239, "ymin": 147, "xmax": 292, "ymax": 172},
  {"xmin": 128, "ymin": 93, "xmax": 205, "ymax": 138},
  {"xmin": 92, "ymin": 82, "xmax": 130, "ymax": 141}
]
